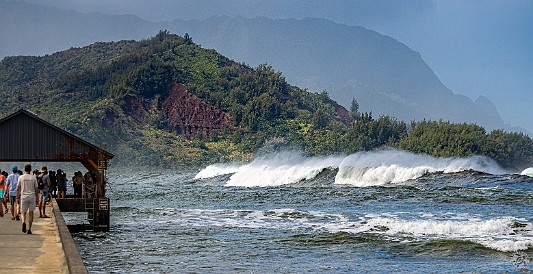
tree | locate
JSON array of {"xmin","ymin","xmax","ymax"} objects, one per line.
[
  {"xmin": 184, "ymin": 33, "xmax": 193, "ymax": 45},
  {"xmin": 350, "ymin": 97, "xmax": 359, "ymax": 119},
  {"xmin": 312, "ymin": 108, "xmax": 329, "ymax": 129}
]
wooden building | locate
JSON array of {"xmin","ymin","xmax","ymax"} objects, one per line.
[{"xmin": 0, "ymin": 109, "xmax": 113, "ymax": 231}]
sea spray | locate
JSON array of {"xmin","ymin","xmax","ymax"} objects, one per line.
[
  {"xmin": 335, "ymin": 150, "xmax": 506, "ymax": 186},
  {"xmin": 195, "ymin": 163, "xmax": 241, "ymax": 179},
  {"xmin": 195, "ymin": 149, "xmax": 506, "ymax": 187},
  {"xmin": 224, "ymin": 151, "xmax": 344, "ymax": 187}
]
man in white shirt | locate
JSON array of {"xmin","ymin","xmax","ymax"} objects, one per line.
[{"xmin": 16, "ymin": 164, "xmax": 39, "ymax": 235}]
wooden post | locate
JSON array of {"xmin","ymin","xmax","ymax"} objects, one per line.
[
  {"xmin": 96, "ymin": 171, "xmax": 105, "ymax": 198},
  {"xmin": 94, "ymin": 148, "xmax": 110, "ymax": 231},
  {"xmin": 96, "ymin": 148, "xmax": 107, "ymax": 198}
]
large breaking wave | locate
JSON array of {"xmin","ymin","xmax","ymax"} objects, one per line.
[
  {"xmin": 335, "ymin": 150, "xmax": 506, "ymax": 187},
  {"xmin": 195, "ymin": 149, "xmax": 507, "ymax": 187},
  {"xmin": 196, "ymin": 151, "xmax": 344, "ymax": 187}
]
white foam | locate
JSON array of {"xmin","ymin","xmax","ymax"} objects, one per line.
[
  {"xmin": 160, "ymin": 208, "xmax": 533, "ymax": 252},
  {"xmin": 365, "ymin": 217, "xmax": 515, "ymax": 237},
  {"xmin": 521, "ymin": 167, "xmax": 533, "ymax": 177},
  {"xmin": 312, "ymin": 212, "xmax": 533, "ymax": 252},
  {"xmin": 361, "ymin": 216, "xmax": 533, "ymax": 252},
  {"xmin": 335, "ymin": 150, "xmax": 506, "ymax": 186},
  {"xmin": 171, "ymin": 208, "xmax": 347, "ymax": 230},
  {"xmin": 194, "ymin": 163, "xmax": 241, "ymax": 179},
  {"xmin": 194, "ymin": 149, "xmax": 506, "ymax": 187},
  {"xmin": 224, "ymin": 152, "xmax": 344, "ymax": 187}
]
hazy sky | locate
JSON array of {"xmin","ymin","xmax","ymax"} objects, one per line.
[{"xmin": 25, "ymin": 0, "xmax": 533, "ymax": 132}]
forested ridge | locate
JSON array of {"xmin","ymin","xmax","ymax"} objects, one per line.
[{"xmin": 0, "ymin": 31, "xmax": 531, "ymax": 171}]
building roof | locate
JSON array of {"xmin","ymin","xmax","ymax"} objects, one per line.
[{"xmin": 0, "ymin": 109, "xmax": 113, "ymax": 162}]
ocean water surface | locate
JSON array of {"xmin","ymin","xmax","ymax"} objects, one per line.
[{"xmin": 72, "ymin": 150, "xmax": 533, "ymax": 273}]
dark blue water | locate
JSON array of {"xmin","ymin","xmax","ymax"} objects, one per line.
[{"xmin": 72, "ymin": 151, "xmax": 533, "ymax": 273}]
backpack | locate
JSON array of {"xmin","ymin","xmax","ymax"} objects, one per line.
[{"xmin": 38, "ymin": 175, "xmax": 45, "ymax": 190}]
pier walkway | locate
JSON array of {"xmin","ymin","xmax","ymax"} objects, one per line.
[{"xmin": 0, "ymin": 200, "xmax": 85, "ymax": 273}]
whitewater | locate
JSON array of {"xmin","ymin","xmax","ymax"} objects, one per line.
[
  {"xmin": 71, "ymin": 149, "xmax": 533, "ymax": 273},
  {"xmin": 196, "ymin": 149, "xmax": 509, "ymax": 187}
]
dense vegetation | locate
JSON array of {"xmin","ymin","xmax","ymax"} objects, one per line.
[{"xmin": 0, "ymin": 31, "xmax": 531, "ymax": 171}]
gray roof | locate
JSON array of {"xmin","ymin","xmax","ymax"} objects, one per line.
[{"xmin": 0, "ymin": 109, "xmax": 113, "ymax": 162}]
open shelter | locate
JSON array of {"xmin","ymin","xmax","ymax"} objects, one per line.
[{"xmin": 0, "ymin": 109, "xmax": 113, "ymax": 231}]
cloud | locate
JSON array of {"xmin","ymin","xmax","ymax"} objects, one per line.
[{"xmin": 25, "ymin": 0, "xmax": 435, "ymax": 23}]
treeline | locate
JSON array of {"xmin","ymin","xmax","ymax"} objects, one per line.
[
  {"xmin": 397, "ymin": 121, "xmax": 533, "ymax": 170},
  {"xmin": 270, "ymin": 112, "xmax": 533, "ymax": 170}
]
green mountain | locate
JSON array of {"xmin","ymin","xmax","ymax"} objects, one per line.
[
  {"xmin": 1, "ymin": 32, "xmax": 531, "ymax": 171},
  {"xmin": 0, "ymin": 32, "xmax": 353, "ymax": 168}
]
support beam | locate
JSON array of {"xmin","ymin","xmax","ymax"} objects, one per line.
[{"xmin": 81, "ymin": 159, "xmax": 99, "ymax": 172}]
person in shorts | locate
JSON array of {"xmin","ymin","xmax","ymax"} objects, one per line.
[
  {"xmin": 38, "ymin": 166, "xmax": 51, "ymax": 218},
  {"xmin": 56, "ymin": 169, "xmax": 65, "ymax": 198},
  {"xmin": 16, "ymin": 164, "xmax": 39, "ymax": 234},
  {"xmin": 6, "ymin": 166, "xmax": 20, "ymax": 220}
]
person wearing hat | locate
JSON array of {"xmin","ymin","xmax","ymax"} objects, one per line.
[
  {"xmin": 38, "ymin": 166, "xmax": 51, "ymax": 218},
  {"xmin": 5, "ymin": 166, "xmax": 20, "ymax": 220}
]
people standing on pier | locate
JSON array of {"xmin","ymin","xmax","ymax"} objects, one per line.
[
  {"xmin": 0, "ymin": 170, "xmax": 6, "ymax": 217},
  {"xmin": 56, "ymin": 169, "xmax": 65, "ymax": 198},
  {"xmin": 49, "ymin": 170, "xmax": 57, "ymax": 198},
  {"xmin": 38, "ymin": 167, "xmax": 51, "ymax": 218},
  {"xmin": 63, "ymin": 172, "xmax": 68, "ymax": 196},
  {"xmin": 32, "ymin": 170, "xmax": 40, "ymax": 195},
  {"xmin": 1, "ymin": 171, "xmax": 7, "ymax": 213},
  {"xmin": 16, "ymin": 164, "xmax": 39, "ymax": 234},
  {"xmin": 84, "ymin": 171, "xmax": 94, "ymax": 198},
  {"xmin": 6, "ymin": 166, "xmax": 20, "ymax": 220},
  {"xmin": 73, "ymin": 171, "xmax": 83, "ymax": 198}
]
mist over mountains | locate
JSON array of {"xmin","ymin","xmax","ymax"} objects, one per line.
[
  {"xmin": 169, "ymin": 16, "xmax": 506, "ymax": 131},
  {"xmin": 0, "ymin": 0, "xmax": 511, "ymax": 132}
]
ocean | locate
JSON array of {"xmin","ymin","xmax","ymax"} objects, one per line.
[{"xmin": 71, "ymin": 150, "xmax": 533, "ymax": 273}]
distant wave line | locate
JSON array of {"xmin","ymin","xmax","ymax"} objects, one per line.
[{"xmin": 195, "ymin": 149, "xmax": 509, "ymax": 187}]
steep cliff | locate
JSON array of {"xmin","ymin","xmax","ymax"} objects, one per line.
[{"xmin": 162, "ymin": 83, "xmax": 234, "ymax": 139}]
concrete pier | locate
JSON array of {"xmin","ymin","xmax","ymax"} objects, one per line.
[{"xmin": 0, "ymin": 200, "xmax": 87, "ymax": 273}]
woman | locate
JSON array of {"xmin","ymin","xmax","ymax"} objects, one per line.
[
  {"xmin": 49, "ymin": 170, "xmax": 57, "ymax": 198},
  {"xmin": 0, "ymin": 170, "xmax": 6, "ymax": 217},
  {"xmin": 56, "ymin": 169, "xmax": 65, "ymax": 198},
  {"xmin": 0, "ymin": 171, "xmax": 7, "ymax": 214}
]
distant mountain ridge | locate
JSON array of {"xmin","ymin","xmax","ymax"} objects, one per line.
[
  {"xmin": 169, "ymin": 16, "xmax": 507, "ymax": 131},
  {"xmin": 0, "ymin": 0, "xmax": 509, "ymax": 131}
]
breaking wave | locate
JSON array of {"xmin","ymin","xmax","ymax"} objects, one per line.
[
  {"xmin": 195, "ymin": 149, "xmax": 507, "ymax": 187},
  {"xmin": 194, "ymin": 163, "xmax": 241, "ymax": 179},
  {"xmin": 335, "ymin": 150, "xmax": 506, "ymax": 186},
  {"xmin": 223, "ymin": 152, "xmax": 344, "ymax": 187},
  {"xmin": 169, "ymin": 208, "xmax": 533, "ymax": 252},
  {"xmin": 521, "ymin": 168, "xmax": 533, "ymax": 177}
]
